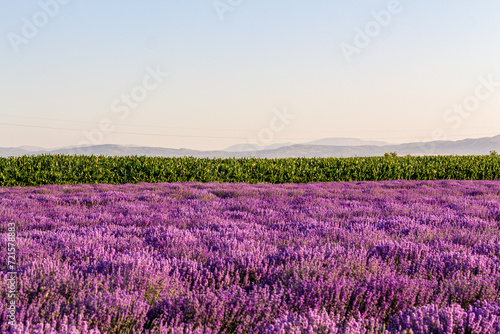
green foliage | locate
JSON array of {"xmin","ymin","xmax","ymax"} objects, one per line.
[{"xmin": 0, "ymin": 154, "xmax": 499, "ymax": 186}]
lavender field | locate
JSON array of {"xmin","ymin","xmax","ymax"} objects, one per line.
[{"xmin": 1, "ymin": 180, "xmax": 500, "ymax": 333}]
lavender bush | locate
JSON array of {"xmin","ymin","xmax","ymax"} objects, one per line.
[{"xmin": 1, "ymin": 180, "xmax": 499, "ymax": 333}]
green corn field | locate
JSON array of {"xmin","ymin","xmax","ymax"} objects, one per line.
[{"xmin": 0, "ymin": 154, "xmax": 499, "ymax": 187}]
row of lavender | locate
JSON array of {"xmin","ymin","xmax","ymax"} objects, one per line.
[{"xmin": 1, "ymin": 180, "xmax": 500, "ymax": 333}]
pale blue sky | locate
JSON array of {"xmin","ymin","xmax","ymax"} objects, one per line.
[{"xmin": 1, "ymin": 0, "xmax": 500, "ymax": 150}]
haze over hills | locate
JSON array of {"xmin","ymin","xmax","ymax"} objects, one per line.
[
  {"xmin": 223, "ymin": 138, "xmax": 388, "ymax": 152},
  {"xmin": 1, "ymin": 135, "xmax": 499, "ymax": 158},
  {"xmin": 223, "ymin": 142, "xmax": 294, "ymax": 152},
  {"xmin": 303, "ymin": 138, "xmax": 388, "ymax": 147}
]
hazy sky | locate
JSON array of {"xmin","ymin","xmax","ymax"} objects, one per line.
[{"xmin": 1, "ymin": 0, "xmax": 500, "ymax": 150}]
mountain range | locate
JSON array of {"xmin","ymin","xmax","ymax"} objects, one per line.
[{"xmin": 1, "ymin": 135, "xmax": 499, "ymax": 158}]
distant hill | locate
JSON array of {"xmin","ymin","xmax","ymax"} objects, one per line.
[
  {"xmin": 223, "ymin": 142, "xmax": 293, "ymax": 152},
  {"xmin": 303, "ymin": 137, "xmax": 388, "ymax": 146},
  {"xmin": 1, "ymin": 135, "xmax": 499, "ymax": 158},
  {"xmin": 223, "ymin": 138, "xmax": 387, "ymax": 152},
  {"xmin": 17, "ymin": 145, "xmax": 46, "ymax": 151}
]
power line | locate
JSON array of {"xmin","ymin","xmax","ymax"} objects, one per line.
[
  {"xmin": 0, "ymin": 121, "xmax": 498, "ymax": 142},
  {"xmin": 1, "ymin": 113, "xmax": 499, "ymax": 135},
  {"xmin": 0, "ymin": 122, "xmax": 253, "ymax": 139}
]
